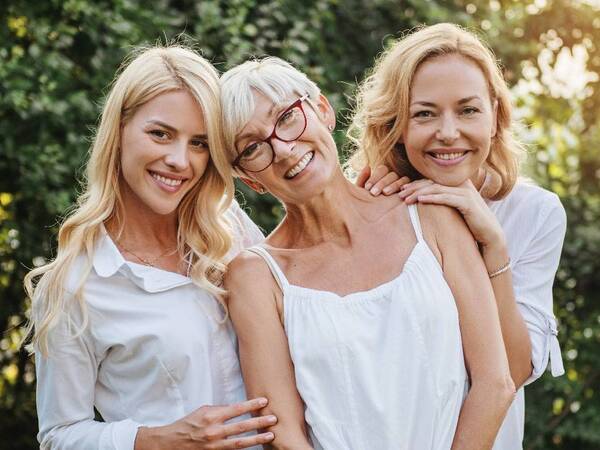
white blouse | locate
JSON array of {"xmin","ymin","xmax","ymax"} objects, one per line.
[
  {"xmin": 487, "ymin": 180, "xmax": 566, "ymax": 450},
  {"xmin": 35, "ymin": 201, "xmax": 265, "ymax": 450}
]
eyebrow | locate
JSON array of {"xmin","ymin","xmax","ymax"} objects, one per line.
[
  {"xmin": 235, "ymin": 101, "xmax": 286, "ymax": 145},
  {"xmin": 410, "ymin": 96, "xmax": 482, "ymax": 107},
  {"xmin": 146, "ymin": 120, "xmax": 207, "ymax": 139}
]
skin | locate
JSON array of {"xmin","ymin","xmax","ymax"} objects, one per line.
[
  {"xmin": 103, "ymin": 90, "xmax": 276, "ymax": 449},
  {"xmin": 225, "ymin": 90, "xmax": 516, "ymax": 449},
  {"xmin": 395, "ymin": 54, "xmax": 533, "ymax": 388}
]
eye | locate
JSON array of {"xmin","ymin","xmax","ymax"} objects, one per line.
[
  {"xmin": 149, "ymin": 129, "xmax": 170, "ymax": 140},
  {"xmin": 412, "ymin": 110, "xmax": 435, "ymax": 119},
  {"xmin": 190, "ymin": 138, "xmax": 209, "ymax": 150},
  {"xmin": 461, "ymin": 106, "xmax": 480, "ymax": 116},
  {"xmin": 241, "ymin": 143, "xmax": 259, "ymax": 159}
]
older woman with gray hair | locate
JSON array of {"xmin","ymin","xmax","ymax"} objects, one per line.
[{"xmin": 220, "ymin": 57, "xmax": 515, "ymax": 449}]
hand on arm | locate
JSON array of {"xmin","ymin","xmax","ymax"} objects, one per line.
[
  {"xmin": 355, "ymin": 165, "xmax": 410, "ymax": 196},
  {"xmin": 134, "ymin": 399, "xmax": 276, "ymax": 450},
  {"xmin": 225, "ymin": 252, "xmax": 314, "ymax": 450},
  {"xmin": 425, "ymin": 205, "xmax": 515, "ymax": 449},
  {"xmin": 401, "ymin": 179, "xmax": 532, "ymax": 387}
]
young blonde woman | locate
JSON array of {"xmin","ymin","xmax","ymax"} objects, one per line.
[
  {"xmin": 350, "ymin": 23, "xmax": 566, "ymax": 449},
  {"xmin": 24, "ymin": 45, "xmax": 279, "ymax": 450},
  {"xmin": 220, "ymin": 56, "xmax": 515, "ymax": 450}
]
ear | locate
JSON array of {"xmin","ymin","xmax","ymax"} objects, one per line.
[
  {"xmin": 240, "ymin": 176, "xmax": 267, "ymax": 194},
  {"xmin": 316, "ymin": 94, "xmax": 336, "ymax": 131},
  {"xmin": 491, "ymin": 98, "xmax": 499, "ymax": 138}
]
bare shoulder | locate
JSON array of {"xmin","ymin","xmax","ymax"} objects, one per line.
[
  {"xmin": 224, "ymin": 249, "xmax": 280, "ymax": 311},
  {"xmin": 416, "ymin": 203, "xmax": 471, "ymax": 241}
]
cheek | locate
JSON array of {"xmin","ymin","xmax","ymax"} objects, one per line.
[{"xmin": 191, "ymin": 151, "xmax": 211, "ymax": 178}]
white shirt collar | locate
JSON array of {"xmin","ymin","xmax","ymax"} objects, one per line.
[{"xmin": 93, "ymin": 226, "xmax": 192, "ymax": 293}]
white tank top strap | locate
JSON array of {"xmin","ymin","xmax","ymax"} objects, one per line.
[
  {"xmin": 407, "ymin": 204, "xmax": 424, "ymax": 242},
  {"xmin": 246, "ymin": 246, "xmax": 289, "ymax": 291}
]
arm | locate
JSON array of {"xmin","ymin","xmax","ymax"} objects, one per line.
[
  {"xmin": 36, "ymin": 307, "xmax": 142, "ymax": 450},
  {"xmin": 511, "ymin": 196, "xmax": 566, "ymax": 383},
  {"xmin": 225, "ymin": 252, "xmax": 313, "ymax": 450},
  {"xmin": 424, "ymin": 205, "xmax": 515, "ymax": 450},
  {"xmin": 400, "ymin": 179, "xmax": 532, "ymax": 387},
  {"xmin": 36, "ymin": 298, "xmax": 275, "ymax": 450}
]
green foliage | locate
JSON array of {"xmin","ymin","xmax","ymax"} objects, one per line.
[{"xmin": 1, "ymin": 1, "xmax": 599, "ymax": 449}]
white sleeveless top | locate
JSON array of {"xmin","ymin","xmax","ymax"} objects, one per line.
[{"xmin": 248, "ymin": 205, "xmax": 469, "ymax": 450}]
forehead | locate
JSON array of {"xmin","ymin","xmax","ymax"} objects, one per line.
[
  {"xmin": 131, "ymin": 90, "xmax": 206, "ymax": 132},
  {"xmin": 410, "ymin": 54, "xmax": 491, "ymax": 102}
]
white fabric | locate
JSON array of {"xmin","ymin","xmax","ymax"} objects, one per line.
[
  {"xmin": 35, "ymin": 201, "xmax": 265, "ymax": 450},
  {"xmin": 248, "ymin": 204, "xmax": 469, "ymax": 450},
  {"xmin": 487, "ymin": 180, "xmax": 567, "ymax": 450}
]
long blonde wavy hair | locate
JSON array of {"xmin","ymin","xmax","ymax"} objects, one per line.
[
  {"xmin": 24, "ymin": 45, "xmax": 235, "ymax": 356},
  {"xmin": 348, "ymin": 23, "xmax": 523, "ymax": 199}
]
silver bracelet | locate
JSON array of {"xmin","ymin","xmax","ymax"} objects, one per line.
[{"xmin": 488, "ymin": 258, "xmax": 511, "ymax": 279}]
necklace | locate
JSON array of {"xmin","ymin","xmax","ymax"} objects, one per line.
[{"xmin": 117, "ymin": 241, "xmax": 177, "ymax": 267}]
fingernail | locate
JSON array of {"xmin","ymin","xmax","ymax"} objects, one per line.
[
  {"xmin": 365, "ymin": 182, "xmax": 372, "ymax": 190},
  {"xmin": 258, "ymin": 398, "xmax": 268, "ymax": 406},
  {"xmin": 370, "ymin": 187, "xmax": 380, "ymax": 195},
  {"xmin": 265, "ymin": 432, "xmax": 275, "ymax": 440},
  {"xmin": 267, "ymin": 415, "xmax": 277, "ymax": 423},
  {"xmin": 383, "ymin": 187, "xmax": 391, "ymax": 194}
]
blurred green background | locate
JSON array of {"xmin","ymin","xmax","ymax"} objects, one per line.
[{"xmin": 1, "ymin": 0, "xmax": 599, "ymax": 449}]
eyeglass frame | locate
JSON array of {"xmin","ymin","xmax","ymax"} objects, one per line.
[{"xmin": 232, "ymin": 94, "xmax": 310, "ymax": 173}]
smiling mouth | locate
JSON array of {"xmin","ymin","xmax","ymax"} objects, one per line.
[
  {"xmin": 285, "ymin": 152, "xmax": 314, "ymax": 179},
  {"xmin": 149, "ymin": 171, "xmax": 184, "ymax": 187},
  {"xmin": 429, "ymin": 151, "xmax": 468, "ymax": 161}
]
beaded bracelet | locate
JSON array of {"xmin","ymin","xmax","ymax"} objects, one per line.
[{"xmin": 488, "ymin": 258, "xmax": 511, "ymax": 279}]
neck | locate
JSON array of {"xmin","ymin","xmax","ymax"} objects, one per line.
[
  {"xmin": 276, "ymin": 169, "xmax": 391, "ymax": 248},
  {"xmin": 106, "ymin": 184, "xmax": 178, "ymax": 251}
]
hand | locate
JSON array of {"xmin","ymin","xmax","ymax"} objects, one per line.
[
  {"xmin": 398, "ymin": 179, "xmax": 505, "ymax": 249},
  {"xmin": 355, "ymin": 165, "xmax": 410, "ymax": 196},
  {"xmin": 135, "ymin": 397, "xmax": 277, "ymax": 450}
]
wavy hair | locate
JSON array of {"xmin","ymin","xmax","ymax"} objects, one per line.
[
  {"xmin": 24, "ymin": 45, "xmax": 235, "ymax": 356},
  {"xmin": 348, "ymin": 23, "xmax": 523, "ymax": 199}
]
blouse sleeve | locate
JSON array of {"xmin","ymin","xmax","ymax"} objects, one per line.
[
  {"xmin": 36, "ymin": 306, "xmax": 141, "ymax": 450},
  {"xmin": 225, "ymin": 200, "xmax": 266, "ymax": 261},
  {"xmin": 511, "ymin": 194, "xmax": 567, "ymax": 385}
]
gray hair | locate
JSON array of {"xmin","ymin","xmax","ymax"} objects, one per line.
[{"xmin": 220, "ymin": 57, "xmax": 321, "ymax": 167}]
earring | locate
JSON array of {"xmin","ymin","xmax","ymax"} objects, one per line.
[{"xmin": 328, "ymin": 124, "xmax": 334, "ymax": 131}]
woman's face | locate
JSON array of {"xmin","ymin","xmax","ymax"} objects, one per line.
[
  {"xmin": 403, "ymin": 54, "xmax": 497, "ymax": 187},
  {"xmin": 234, "ymin": 91, "xmax": 338, "ymax": 204},
  {"xmin": 120, "ymin": 90, "xmax": 211, "ymax": 217}
]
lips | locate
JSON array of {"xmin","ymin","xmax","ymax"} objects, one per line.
[
  {"xmin": 148, "ymin": 170, "xmax": 188, "ymax": 191},
  {"xmin": 285, "ymin": 152, "xmax": 314, "ymax": 179}
]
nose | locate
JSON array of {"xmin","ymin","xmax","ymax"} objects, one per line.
[
  {"xmin": 271, "ymin": 138, "xmax": 295, "ymax": 162},
  {"xmin": 436, "ymin": 113, "xmax": 460, "ymax": 144},
  {"xmin": 163, "ymin": 141, "xmax": 189, "ymax": 171}
]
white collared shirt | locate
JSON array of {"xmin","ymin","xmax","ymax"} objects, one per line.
[
  {"xmin": 487, "ymin": 180, "xmax": 567, "ymax": 450},
  {"xmin": 35, "ymin": 201, "xmax": 265, "ymax": 450}
]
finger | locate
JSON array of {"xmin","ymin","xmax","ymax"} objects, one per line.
[
  {"xmin": 370, "ymin": 172, "xmax": 400, "ymax": 195},
  {"xmin": 213, "ymin": 398, "xmax": 269, "ymax": 422},
  {"xmin": 219, "ymin": 415, "xmax": 278, "ymax": 438},
  {"xmin": 382, "ymin": 176, "xmax": 410, "ymax": 195},
  {"xmin": 364, "ymin": 164, "xmax": 391, "ymax": 191},
  {"xmin": 398, "ymin": 179, "xmax": 434, "ymax": 198},
  {"xmin": 399, "ymin": 182, "xmax": 442, "ymax": 202},
  {"xmin": 355, "ymin": 165, "xmax": 371, "ymax": 189},
  {"xmin": 416, "ymin": 193, "xmax": 465, "ymax": 209},
  {"xmin": 403, "ymin": 184, "xmax": 449, "ymax": 204},
  {"xmin": 209, "ymin": 432, "xmax": 275, "ymax": 449}
]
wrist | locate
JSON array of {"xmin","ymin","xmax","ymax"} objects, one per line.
[{"xmin": 135, "ymin": 426, "xmax": 165, "ymax": 450}]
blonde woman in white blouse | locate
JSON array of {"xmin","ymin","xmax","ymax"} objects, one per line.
[
  {"xmin": 350, "ymin": 23, "xmax": 566, "ymax": 450},
  {"xmin": 24, "ymin": 45, "xmax": 276, "ymax": 450}
]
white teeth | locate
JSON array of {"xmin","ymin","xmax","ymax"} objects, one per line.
[
  {"xmin": 433, "ymin": 152, "xmax": 466, "ymax": 160},
  {"xmin": 285, "ymin": 152, "xmax": 314, "ymax": 178},
  {"xmin": 151, "ymin": 172, "xmax": 183, "ymax": 187}
]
